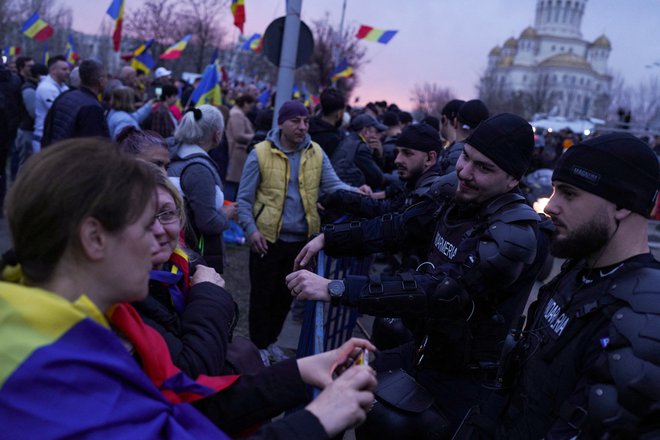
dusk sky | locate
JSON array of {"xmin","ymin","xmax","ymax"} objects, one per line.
[{"xmin": 62, "ymin": 0, "xmax": 660, "ymax": 110}]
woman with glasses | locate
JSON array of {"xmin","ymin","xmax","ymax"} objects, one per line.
[{"xmin": 132, "ymin": 171, "xmax": 238, "ymax": 378}]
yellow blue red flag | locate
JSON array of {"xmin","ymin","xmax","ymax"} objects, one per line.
[
  {"xmin": 356, "ymin": 25, "xmax": 398, "ymax": 44},
  {"xmin": 20, "ymin": 11, "xmax": 54, "ymax": 42},
  {"xmin": 231, "ymin": 0, "xmax": 245, "ymax": 33},
  {"xmin": 106, "ymin": 0, "xmax": 124, "ymax": 52},
  {"xmin": 160, "ymin": 34, "xmax": 192, "ymax": 60}
]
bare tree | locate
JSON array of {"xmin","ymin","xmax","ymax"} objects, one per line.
[
  {"xmin": 410, "ymin": 82, "xmax": 455, "ymax": 120},
  {"xmin": 176, "ymin": 0, "xmax": 228, "ymax": 71},
  {"xmin": 124, "ymin": 0, "xmax": 180, "ymax": 57},
  {"xmin": 295, "ymin": 14, "xmax": 367, "ymax": 98}
]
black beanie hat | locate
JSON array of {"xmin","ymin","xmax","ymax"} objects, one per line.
[
  {"xmin": 396, "ymin": 123, "xmax": 442, "ymax": 153},
  {"xmin": 278, "ymin": 100, "xmax": 308, "ymax": 125},
  {"xmin": 457, "ymin": 99, "xmax": 490, "ymax": 130},
  {"xmin": 464, "ymin": 113, "xmax": 534, "ymax": 179},
  {"xmin": 552, "ymin": 133, "xmax": 660, "ymax": 217}
]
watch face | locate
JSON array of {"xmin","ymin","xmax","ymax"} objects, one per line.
[{"xmin": 329, "ymin": 281, "xmax": 344, "ymax": 296}]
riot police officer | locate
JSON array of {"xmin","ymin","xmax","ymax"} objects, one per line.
[
  {"xmin": 287, "ymin": 113, "xmax": 552, "ymax": 434},
  {"xmin": 484, "ymin": 133, "xmax": 660, "ymax": 438}
]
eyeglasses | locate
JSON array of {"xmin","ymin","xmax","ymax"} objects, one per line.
[{"xmin": 154, "ymin": 209, "xmax": 180, "ymax": 224}]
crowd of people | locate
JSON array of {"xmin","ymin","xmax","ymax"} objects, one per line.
[{"xmin": 1, "ymin": 53, "xmax": 660, "ymax": 439}]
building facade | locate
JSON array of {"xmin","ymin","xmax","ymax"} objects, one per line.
[{"xmin": 482, "ymin": 0, "xmax": 612, "ymax": 119}]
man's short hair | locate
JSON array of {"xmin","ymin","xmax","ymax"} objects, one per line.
[
  {"xmin": 79, "ymin": 59, "xmax": 105, "ymax": 88},
  {"xmin": 320, "ymin": 87, "xmax": 345, "ymax": 115},
  {"xmin": 47, "ymin": 55, "xmax": 67, "ymax": 70},
  {"xmin": 16, "ymin": 56, "xmax": 33, "ymax": 72},
  {"xmin": 30, "ymin": 63, "xmax": 48, "ymax": 78},
  {"xmin": 161, "ymin": 84, "xmax": 178, "ymax": 99},
  {"xmin": 235, "ymin": 94, "xmax": 255, "ymax": 107}
]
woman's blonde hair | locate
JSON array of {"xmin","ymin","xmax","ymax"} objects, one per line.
[{"xmin": 110, "ymin": 86, "xmax": 136, "ymax": 112}]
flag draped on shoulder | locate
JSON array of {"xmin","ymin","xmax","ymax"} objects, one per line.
[
  {"xmin": 106, "ymin": 0, "xmax": 124, "ymax": 52},
  {"xmin": 231, "ymin": 0, "xmax": 246, "ymax": 33},
  {"xmin": 64, "ymin": 35, "xmax": 79, "ymax": 64},
  {"xmin": 331, "ymin": 58, "xmax": 353, "ymax": 82},
  {"xmin": 20, "ymin": 11, "xmax": 54, "ymax": 42},
  {"xmin": 356, "ymin": 25, "xmax": 398, "ymax": 44},
  {"xmin": 190, "ymin": 64, "xmax": 222, "ymax": 107},
  {"xmin": 160, "ymin": 34, "xmax": 192, "ymax": 60},
  {"xmin": 3, "ymin": 46, "xmax": 20, "ymax": 57},
  {"xmin": 0, "ymin": 282, "xmax": 235, "ymax": 439},
  {"xmin": 242, "ymin": 33, "xmax": 262, "ymax": 52}
]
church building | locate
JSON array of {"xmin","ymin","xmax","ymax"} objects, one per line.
[{"xmin": 482, "ymin": 0, "xmax": 612, "ymax": 119}]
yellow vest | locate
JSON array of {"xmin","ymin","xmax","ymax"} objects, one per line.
[{"xmin": 253, "ymin": 140, "xmax": 323, "ymax": 242}]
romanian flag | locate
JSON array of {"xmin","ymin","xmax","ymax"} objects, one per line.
[
  {"xmin": 292, "ymin": 84, "xmax": 301, "ymax": 99},
  {"xmin": 106, "ymin": 0, "xmax": 124, "ymax": 52},
  {"xmin": 331, "ymin": 58, "xmax": 354, "ymax": 82},
  {"xmin": 42, "ymin": 43, "xmax": 50, "ymax": 65},
  {"xmin": 160, "ymin": 34, "xmax": 192, "ymax": 60},
  {"xmin": 356, "ymin": 25, "xmax": 398, "ymax": 44},
  {"xmin": 242, "ymin": 33, "xmax": 262, "ymax": 52},
  {"xmin": 20, "ymin": 11, "xmax": 54, "ymax": 42},
  {"xmin": 64, "ymin": 34, "xmax": 80, "ymax": 64},
  {"xmin": 231, "ymin": 0, "xmax": 245, "ymax": 33},
  {"xmin": 3, "ymin": 46, "xmax": 20, "ymax": 57},
  {"xmin": 0, "ymin": 283, "xmax": 235, "ymax": 439},
  {"xmin": 190, "ymin": 64, "xmax": 222, "ymax": 107}
]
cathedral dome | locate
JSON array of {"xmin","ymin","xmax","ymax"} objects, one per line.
[
  {"xmin": 504, "ymin": 37, "xmax": 518, "ymax": 48},
  {"xmin": 519, "ymin": 26, "xmax": 537, "ymax": 39},
  {"xmin": 539, "ymin": 53, "xmax": 593, "ymax": 70},
  {"xmin": 489, "ymin": 45, "xmax": 502, "ymax": 56},
  {"xmin": 498, "ymin": 56, "xmax": 514, "ymax": 67},
  {"xmin": 592, "ymin": 35, "xmax": 611, "ymax": 49}
]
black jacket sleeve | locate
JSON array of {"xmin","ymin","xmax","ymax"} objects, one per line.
[
  {"xmin": 193, "ymin": 359, "xmax": 327, "ymax": 439},
  {"xmin": 135, "ymin": 281, "xmax": 236, "ymax": 378}
]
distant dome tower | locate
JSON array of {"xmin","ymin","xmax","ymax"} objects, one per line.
[
  {"xmin": 587, "ymin": 35, "xmax": 611, "ymax": 74},
  {"xmin": 535, "ymin": 0, "xmax": 587, "ymax": 38}
]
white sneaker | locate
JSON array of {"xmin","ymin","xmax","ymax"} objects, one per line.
[
  {"xmin": 267, "ymin": 344, "xmax": 290, "ymax": 363},
  {"xmin": 258, "ymin": 348, "xmax": 271, "ymax": 367}
]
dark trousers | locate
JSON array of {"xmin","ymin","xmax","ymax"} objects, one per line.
[{"xmin": 248, "ymin": 239, "xmax": 306, "ymax": 349}]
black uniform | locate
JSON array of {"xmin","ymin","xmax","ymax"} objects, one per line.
[
  {"xmin": 324, "ymin": 189, "xmax": 550, "ymax": 429},
  {"xmin": 496, "ymin": 253, "xmax": 660, "ymax": 439}
]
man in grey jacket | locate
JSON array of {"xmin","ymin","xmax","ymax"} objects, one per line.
[{"xmin": 237, "ymin": 100, "xmax": 366, "ymax": 364}]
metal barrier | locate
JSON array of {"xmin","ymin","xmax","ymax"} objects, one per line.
[{"xmin": 296, "ymin": 250, "xmax": 371, "ymax": 358}]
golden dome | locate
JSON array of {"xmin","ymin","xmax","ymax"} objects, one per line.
[
  {"xmin": 520, "ymin": 26, "xmax": 537, "ymax": 39},
  {"xmin": 504, "ymin": 37, "xmax": 518, "ymax": 48},
  {"xmin": 592, "ymin": 35, "xmax": 611, "ymax": 49},
  {"xmin": 489, "ymin": 45, "xmax": 502, "ymax": 56},
  {"xmin": 498, "ymin": 56, "xmax": 514, "ymax": 67},
  {"xmin": 539, "ymin": 53, "xmax": 593, "ymax": 70}
]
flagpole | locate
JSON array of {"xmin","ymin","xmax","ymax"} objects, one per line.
[
  {"xmin": 272, "ymin": 0, "xmax": 303, "ymax": 129},
  {"xmin": 332, "ymin": 0, "xmax": 347, "ymax": 88}
]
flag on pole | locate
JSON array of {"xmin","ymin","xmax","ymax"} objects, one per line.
[
  {"xmin": 64, "ymin": 35, "xmax": 80, "ymax": 64},
  {"xmin": 355, "ymin": 25, "xmax": 398, "ymax": 44},
  {"xmin": 241, "ymin": 33, "xmax": 262, "ymax": 52},
  {"xmin": 106, "ymin": 0, "xmax": 124, "ymax": 52},
  {"xmin": 20, "ymin": 11, "xmax": 54, "ymax": 42},
  {"xmin": 128, "ymin": 39, "xmax": 155, "ymax": 74},
  {"xmin": 3, "ymin": 46, "xmax": 21, "ymax": 57},
  {"xmin": 42, "ymin": 43, "xmax": 50, "ymax": 65},
  {"xmin": 160, "ymin": 34, "xmax": 192, "ymax": 60},
  {"xmin": 189, "ymin": 64, "xmax": 222, "ymax": 107},
  {"xmin": 231, "ymin": 0, "xmax": 245, "ymax": 33},
  {"xmin": 330, "ymin": 58, "xmax": 354, "ymax": 82}
]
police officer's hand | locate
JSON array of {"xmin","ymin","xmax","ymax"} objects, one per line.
[
  {"xmin": 294, "ymin": 234, "xmax": 325, "ymax": 270},
  {"xmin": 248, "ymin": 230, "xmax": 268, "ymax": 256},
  {"xmin": 356, "ymin": 184, "xmax": 373, "ymax": 196},
  {"xmin": 285, "ymin": 270, "xmax": 331, "ymax": 301}
]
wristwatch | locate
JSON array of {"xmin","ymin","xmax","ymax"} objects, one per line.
[{"xmin": 327, "ymin": 280, "xmax": 345, "ymax": 306}]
